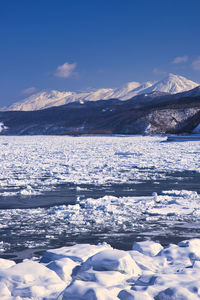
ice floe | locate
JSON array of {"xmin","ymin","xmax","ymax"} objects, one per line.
[
  {"xmin": 1, "ymin": 190, "xmax": 200, "ymax": 253},
  {"xmin": 0, "ymin": 135, "xmax": 200, "ymax": 196}
]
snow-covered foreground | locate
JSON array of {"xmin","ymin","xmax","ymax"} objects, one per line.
[
  {"xmin": 0, "ymin": 135, "xmax": 200, "ymax": 197},
  {"xmin": 1, "ymin": 239, "xmax": 200, "ymax": 299}
]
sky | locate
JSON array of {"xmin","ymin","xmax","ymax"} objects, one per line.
[{"xmin": 0, "ymin": 0, "xmax": 200, "ymax": 106}]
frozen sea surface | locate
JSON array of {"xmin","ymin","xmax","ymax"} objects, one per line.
[
  {"xmin": 1, "ymin": 135, "xmax": 200, "ymax": 198},
  {"xmin": 0, "ymin": 135, "xmax": 200, "ymax": 259}
]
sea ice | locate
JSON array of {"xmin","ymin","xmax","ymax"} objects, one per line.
[
  {"xmin": 0, "ymin": 260, "xmax": 65, "ymax": 299},
  {"xmin": 80, "ymin": 249, "xmax": 141, "ymax": 276},
  {"xmin": 0, "ymin": 135, "xmax": 200, "ymax": 197},
  {"xmin": 0, "ymin": 189, "xmax": 200, "ymax": 253},
  {"xmin": 118, "ymin": 289, "xmax": 153, "ymax": 300},
  {"xmin": 59, "ymin": 280, "xmax": 119, "ymax": 300},
  {"xmin": 46, "ymin": 257, "xmax": 79, "ymax": 282},
  {"xmin": 0, "ymin": 258, "xmax": 16, "ymax": 270},
  {"xmin": 1, "ymin": 239, "xmax": 200, "ymax": 299},
  {"xmin": 40, "ymin": 243, "xmax": 112, "ymax": 263},
  {"xmin": 132, "ymin": 240, "xmax": 163, "ymax": 256},
  {"xmin": 154, "ymin": 287, "xmax": 199, "ymax": 300}
]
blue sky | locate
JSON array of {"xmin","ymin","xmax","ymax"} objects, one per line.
[{"xmin": 0, "ymin": 0, "xmax": 200, "ymax": 106}]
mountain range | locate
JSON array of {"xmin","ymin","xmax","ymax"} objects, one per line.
[
  {"xmin": 1, "ymin": 74, "xmax": 199, "ymax": 111},
  {"xmin": 0, "ymin": 83, "xmax": 200, "ymax": 136}
]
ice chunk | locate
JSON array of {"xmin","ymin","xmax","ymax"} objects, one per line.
[
  {"xmin": 118, "ymin": 289, "xmax": 153, "ymax": 300},
  {"xmin": 0, "ymin": 260, "xmax": 65, "ymax": 299},
  {"xmin": 41, "ymin": 243, "xmax": 112, "ymax": 263},
  {"xmin": 154, "ymin": 286, "xmax": 199, "ymax": 300},
  {"xmin": 75, "ymin": 269, "xmax": 129, "ymax": 287},
  {"xmin": 80, "ymin": 249, "xmax": 141, "ymax": 276},
  {"xmin": 59, "ymin": 280, "xmax": 119, "ymax": 300},
  {"xmin": 132, "ymin": 240, "xmax": 163, "ymax": 256},
  {"xmin": 157, "ymin": 244, "xmax": 194, "ymax": 268},
  {"xmin": 135, "ymin": 271, "xmax": 158, "ymax": 286},
  {"xmin": 0, "ymin": 258, "xmax": 15, "ymax": 270},
  {"xmin": 46, "ymin": 257, "xmax": 79, "ymax": 282},
  {"xmin": 129, "ymin": 251, "xmax": 168, "ymax": 272},
  {"xmin": 178, "ymin": 239, "xmax": 200, "ymax": 260}
]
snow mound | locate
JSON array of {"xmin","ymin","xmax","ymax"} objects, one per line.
[
  {"xmin": 41, "ymin": 243, "xmax": 112, "ymax": 263},
  {"xmin": 80, "ymin": 249, "xmax": 141, "ymax": 276},
  {"xmin": 157, "ymin": 244, "xmax": 194, "ymax": 268},
  {"xmin": 132, "ymin": 240, "xmax": 163, "ymax": 257},
  {"xmin": 59, "ymin": 280, "xmax": 118, "ymax": 300},
  {"xmin": 75, "ymin": 269, "xmax": 129, "ymax": 287},
  {"xmin": 0, "ymin": 260, "xmax": 65, "ymax": 299},
  {"xmin": 0, "ymin": 258, "xmax": 15, "ymax": 270},
  {"xmin": 46, "ymin": 257, "xmax": 79, "ymax": 282}
]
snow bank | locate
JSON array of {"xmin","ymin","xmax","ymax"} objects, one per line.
[{"xmin": 1, "ymin": 239, "xmax": 200, "ymax": 299}]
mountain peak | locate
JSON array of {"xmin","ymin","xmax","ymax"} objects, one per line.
[
  {"xmin": 143, "ymin": 73, "xmax": 199, "ymax": 95},
  {"xmin": 163, "ymin": 73, "xmax": 191, "ymax": 82},
  {"xmin": 166, "ymin": 73, "xmax": 180, "ymax": 78}
]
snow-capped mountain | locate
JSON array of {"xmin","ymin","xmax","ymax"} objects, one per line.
[
  {"xmin": 1, "ymin": 74, "xmax": 199, "ymax": 111},
  {"xmin": 1, "ymin": 89, "xmax": 114, "ymax": 112},
  {"xmin": 141, "ymin": 73, "xmax": 199, "ymax": 95}
]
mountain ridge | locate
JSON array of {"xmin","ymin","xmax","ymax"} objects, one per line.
[
  {"xmin": 1, "ymin": 74, "xmax": 199, "ymax": 112},
  {"xmin": 1, "ymin": 87, "xmax": 200, "ymax": 135}
]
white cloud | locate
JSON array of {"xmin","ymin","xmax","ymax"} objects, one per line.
[
  {"xmin": 192, "ymin": 57, "xmax": 200, "ymax": 71},
  {"xmin": 54, "ymin": 62, "xmax": 77, "ymax": 78},
  {"xmin": 152, "ymin": 68, "xmax": 166, "ymax": 75},
  {"xmin": 172, "ymin": 56, "xmax": 188, "ymax": 64},
  {"xmin": 21, "ymin": 87, "xmax": 37, "ymax": 95}
]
